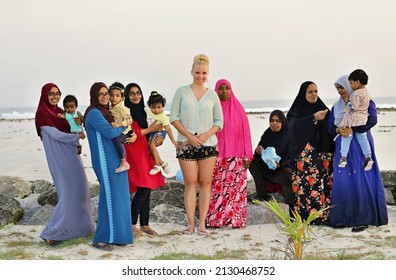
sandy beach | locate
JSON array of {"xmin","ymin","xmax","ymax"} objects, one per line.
[
  {"xmin": 0, "ymin": 112, "xmax": 396, "ymax": 262},
  {"xmin": 0, "ymin": 212, "xmax": 396, "ymax": 260}
]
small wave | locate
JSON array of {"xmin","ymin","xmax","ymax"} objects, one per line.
[
  {"xmin": 376, "ymin": 103, "xmax": 396, "ymax": 109},
  {"xmin": 245, "ymin": 107, "xmax": 289, "ymax": 114},
  {"xmin": 0, "ymin": 111, "xmax": 35, "ymax": 120}
]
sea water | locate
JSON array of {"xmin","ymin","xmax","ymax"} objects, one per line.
[{"xmin": 1, "ymin": 97, "xmax": 395, "ymax": 120}]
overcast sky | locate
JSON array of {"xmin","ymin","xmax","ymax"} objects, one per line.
[{"xmin": 1, "ymin": 0, "xmax": 395, "ymax": 108}]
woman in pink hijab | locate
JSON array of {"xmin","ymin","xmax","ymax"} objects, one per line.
[{"xmin": 206, "ymin": 79, "xmax": 253, "ymax": 228}]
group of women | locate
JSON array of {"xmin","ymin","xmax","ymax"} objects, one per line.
[
  {"xmin": 35, "ymin": 54, "xmax": 388, "ymax": 251},
  {"xmin": 249, "ymin": 78, "xmax": 388, "ymax": 231},
  {"xmin": 35, "ymin": 81, "xmax": 164, "ymax": 250}
]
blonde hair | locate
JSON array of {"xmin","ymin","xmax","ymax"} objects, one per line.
[{"xmin": 192, "ymin": 54, "xmax": 209, "ymax": 69}]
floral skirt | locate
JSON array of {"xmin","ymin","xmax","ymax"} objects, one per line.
[
  {"xmin": 206, "ymin": 157, "xmax": 247, "ymax": 228},
  {"xmin": 292, "ymin": 143, "xmax": 333, "ymax": 225}
]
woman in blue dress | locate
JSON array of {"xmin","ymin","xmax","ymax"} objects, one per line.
[
  {"xmin": 84, "ymin": 82, "xmax": 133, "ymax": 250},
  {"xmin": 328, "ymin": 75, "xmax": 388, "ymax": 232}
]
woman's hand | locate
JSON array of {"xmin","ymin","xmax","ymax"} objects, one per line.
[
  {"xmin": 242, "ymin": 159, "xmax": 251, "ymax": 170},
  {"xmin": 187, "ymin": 133, "xmax": 203, "ymax": 147},
  {"xmin": 171, "ymin": 140, "xmax": 179, "ymax": 148},
  {"xmin": 128, "ymin": 133, "xmax": 138, "ymax": 144},
  {"xmin": 313, "ymin": 109, "xmax": 329, "ymax": 121},
  {"xmin": 196, "ymin": 132, "xmax": 209, "ymax": 145},
  {"xmin": 149, "ymin": 121, "xmax": 163, "ymax": 132},
  {"xmin": 79, "ymin": 131, "xmax": 86, "ymax": 140},
  {"xmin": 125, "ymin": 133, "xmax": 138, "ymax": 144},
  {"xmin": 338, "ymin": 126, "xmax": 352, "ymax": 137},
  {"xmin": 111, "ymin": 122, "xmax": 122, "ymax": 128},
  {"xmin": 255, "ymin": 145, "xmax": 264, "ymax": 155},
  {"xmin": 74, "ymin": 113, "xmax": 83, "ymax": 125},
  {"xmin": 153, "ymin": 134, "xmax": 164, "ymax": 147}
]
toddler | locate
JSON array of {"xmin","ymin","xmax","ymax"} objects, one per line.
[
  {"xmin": 109, "ymin": 82, "xmax": 137, "ymax": 173},
  {"xmin": 338, "ymin": 69, "xmax": 373, "ymax": 171},
  {"xmin": 145, "ymin": 91, "xmax": 177, "ymax": 175},
  {"xmin": 58, "ymin": 95, "xmax": 85, "ymax": 153}
]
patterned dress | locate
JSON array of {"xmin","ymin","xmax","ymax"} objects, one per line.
[
  {"xmin": 292, "ymin": 143, "xmax": 333, "ymax": 224},
  {"xmin": 287, "ymin": 81, "xmax": 335, "ymax": 225},
  {"xmin": 204, "ymin": 79, "xmax": 252, "ymax": 228},
  {"xmin": 206, "ymin": 157, "xmax": 248, "ymax": 227}
]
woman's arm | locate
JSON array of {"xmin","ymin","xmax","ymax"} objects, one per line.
[
  {"xmin": 169, "ymin": 89, "xmax": 196, "ymax": 141},
  {"xmin": 41, "ymin": 126, "xmax": 80, "ymax": 145},
  {"xmin": 86, "ymin": 109, "xmax": 124, "ymax": 139},
  {"xmin": 141, "ymin": 121, "xmax": 163, "ymax": 136},
  {"xmin": 196, "ymin": 92, "xmax": 223, "ymax": 144},
  {"xmin": 171, "ymin": 120, "xmax": 195, "ymax": 142},
  {"xmin": 212, "ymin": 95, "xmax": 224, "ymax": 131},
  {"xmin": 197, "ymin": 125, "xmax": 220, "ymax": 144},
  {"xmin": 328, "ymin": 107, "xmax": 337, "ymax": 137}
]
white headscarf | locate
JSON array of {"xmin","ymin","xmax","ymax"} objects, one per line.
[{"xmin": 333, "ymin": 75, "xmax": 354, "ymax": 127}]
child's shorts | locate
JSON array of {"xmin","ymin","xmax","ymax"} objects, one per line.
[
  {"xmin": 149, "ymin": 131, "xmax": 167, "ymax": 141},
  {"xmin": 176, "ymin": 142, "xmax": 218, "ymax": 161}
]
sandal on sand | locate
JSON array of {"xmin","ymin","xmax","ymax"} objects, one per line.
[
  {"xmin": 92, "ymin": 242, "xmax": 113, "ymax": 251},
  {"xmin": 141, "ymin": 226, "xmax": 158, "ymax": 235},
  {"xmin": 182, "ymin": 225, "xmax": 195, "ymax": 235},
  {"xmin": 197, "ymin": 228, "xmax": 210, "ymax": 236},
  {"xmin": 351, "ymin": 225, "xmax": 368, "ymax": 232},
  {"xmin": 42, "ymin": 238, "xmax": 62, "ymax": 246},
  {"xmin": 112, "ymin": 243, "xmax": 127, "ymax": 246},
  {"xmin": 133, "ymin": 226, "xmax": 141, "ymax": 238}
]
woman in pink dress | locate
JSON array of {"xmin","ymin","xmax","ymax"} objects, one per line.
[{"xmin": 206, "ymin": 79, "xmax": 253, "ymax": 228}]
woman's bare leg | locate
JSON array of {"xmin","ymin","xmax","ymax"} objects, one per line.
[
  {"xmin": 179, "ymin": 159, "xmax": 198, "ymax": 229},
  {"xmin": 197, "ymin": 156, "xmax": 217, "ymax": 230}
]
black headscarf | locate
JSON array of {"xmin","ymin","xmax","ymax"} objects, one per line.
[
  {"xmin": 258, "ymin": 110, "xmax": 292, "ymax": 166},
  {"xmin": 84, "ymin": 82, "xmax": 114, "ymax": 124},
  {"xmin": 124, "ymin": 82, "xmax": 148, "ymax": 129},
  {"xmin": 287, "ymin": 81, "xmax": 334, "ymax": 158}
]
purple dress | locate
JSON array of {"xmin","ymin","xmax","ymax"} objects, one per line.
[{"xmin": 40, "ymin": 126, "xmax": 95, "ymax": 240}]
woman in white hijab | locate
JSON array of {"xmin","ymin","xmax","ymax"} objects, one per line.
[{"xmin": 328, "ymin": 75, "xmax": 388, "ymax": 232}]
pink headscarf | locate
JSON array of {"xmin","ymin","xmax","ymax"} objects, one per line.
[{"xmin": 215, "ymin": 79, "xmax": 253, "ymax": 159}]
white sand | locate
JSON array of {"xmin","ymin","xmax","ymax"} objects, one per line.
[
  {"xmin": 1, "ymin": 213, "xmax": 396, "ymax": 260},
  {"xmin": 0, "ymin": 113, "xmax": 395, "ymax": 261}
]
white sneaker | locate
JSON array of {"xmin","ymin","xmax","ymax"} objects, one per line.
[
  {"xmin": 364, "ymin": 157, "xmax": 374, "ymax": 171},
  {"xmin": 338, "ymin": 157, "xmax": 347, "ymax": 168},
  {"xmin": 161, "ymin": 162, "xmax": 170, "ymax": 174},
  {"xmin": 149, "ymin": 165, "xmax": 161, "ymax": 175}
]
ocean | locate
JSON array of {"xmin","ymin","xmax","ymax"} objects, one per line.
[{"xmin": 1, "ymin": 97, "xmax": 396, "ymax": 120}]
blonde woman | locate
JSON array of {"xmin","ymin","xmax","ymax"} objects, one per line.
[{"xmin": 169, "ymin": 54, "xmax": 223, "ymax": 236}]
